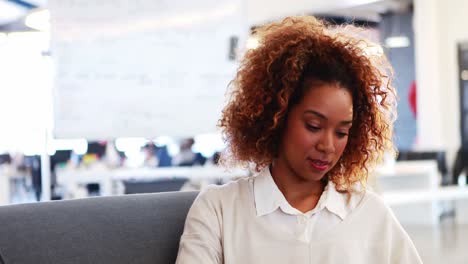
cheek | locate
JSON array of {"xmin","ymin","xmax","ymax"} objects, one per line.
[
  {"xmin": 290, "ymin": 129, "xmax": 317, "ymax": 154},
  {"xmin": 335, "ymin": 139, "xmax": 349, "ymax": 155},
  {"xmin": 283, "ymin": 123, "xmax": 311, "ymax": 152}
]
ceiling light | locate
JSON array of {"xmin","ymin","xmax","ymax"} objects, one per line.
[
  {"xmin": 384, "ymin": 36, "xmax": 410, "ymax": 48},
  {"xmin": 25, "ymin": 9, "xmax": 50, "ymax": 31}
]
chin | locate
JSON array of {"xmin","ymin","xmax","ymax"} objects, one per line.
[{"xmin": 300, "ymin": 170, "xmax": 327, "ymax": 182}]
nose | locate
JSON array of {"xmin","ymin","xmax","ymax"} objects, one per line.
[{"xmin": 316, "ymin": 130, "xmax": 335, "ymax": 154}]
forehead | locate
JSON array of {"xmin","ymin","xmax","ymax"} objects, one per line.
[{"xmin": 297, "ymin": 82, "xmax": 353, "ymax": 119}]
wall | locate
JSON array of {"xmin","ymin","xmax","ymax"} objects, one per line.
[
  {"xmin": 380, "ymin": 12, "xmax": 416, "ymax": 150},
  {"xmin": 414, "ymin": 0, "xmax": 468, "ymax": 164},
  {"xmin": 246, "ymin": 0, "xmax": 387, "ymax": 25},
  {"xmin": 49, "ymin": 0, "xmax": 246, "ymax": 139}
]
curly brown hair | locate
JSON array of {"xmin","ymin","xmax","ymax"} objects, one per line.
[{"xmin": 218, "ymin": 16, "xmax": 397, "ymax": 191}]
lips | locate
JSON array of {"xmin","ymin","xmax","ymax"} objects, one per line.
[{"xmin": 308, "ymin": 159, "xmax": 330, "ymax": 171}]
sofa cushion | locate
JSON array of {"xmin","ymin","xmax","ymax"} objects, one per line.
[{"xmin": 0, "ymin": 191, "xmax": 198, "ymax": 264}]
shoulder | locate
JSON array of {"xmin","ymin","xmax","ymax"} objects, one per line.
[
  {"xmin": 357, "ymin": 191, "xmax": 423, "ymax": 263},
  {"xmin": 349, "ymin": 189, "xmax": 397, "ymax": 222},
  {"xmin": 184, "ymin": 177, "xmax": 253, "ymax": 231},
  {"xmin": 346, "ymin": 190, "xmax": 409, "ymax": 241},
  {"xmin": 360, "ymin": 189, "xmax": 391, "ymax": 211},
  {"xmin": 354, "ymin": 189, "xmax": 412, "ymax": 237},
  {"xmin": 192, "ymin": 176, "xmax": 252, "ymax": 208}
]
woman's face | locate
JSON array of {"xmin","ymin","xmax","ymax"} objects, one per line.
[{"xmin": 277, "ymin": 81, "xmax": 353, "ymax": 182}]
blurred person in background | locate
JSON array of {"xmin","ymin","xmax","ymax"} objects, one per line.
[
  {"xmin": 155, "ymin": 144, "xmax": 172, "ymax": 167},
  {"xmin": 452, "ymin": 148, "xmax": 468, "ymax": 185},
  {"xmin": 176, "ymin": 16, "xmax": 421, "ymax": 263},
  {"xmin": 173, "ymin": 138, "xmax": 206, "ymax": 166},
  {"xmin": 142, "ymin": 142, "xmax": 158, "ymax": 167}
]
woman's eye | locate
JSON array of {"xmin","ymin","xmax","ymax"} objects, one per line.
[
  {"xmin": 306, "ymin": 125, "xmax": 320, "ymax": 131},
  {"xmin": 336, "ymin": 132, "xmax": 348, "ymax": 138}
]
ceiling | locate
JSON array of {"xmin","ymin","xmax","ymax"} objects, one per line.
[
  {"xmin": 0, "ymin": 0, "xmax": 46, "ymax": 30},
  {"xmin": 0, "ymin": 0, "xmax": 412, "ymax": 30}
]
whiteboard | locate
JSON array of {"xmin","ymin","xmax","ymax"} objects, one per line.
[{"xmin": 49, "ymin": 0, "xmax": 247, "ymax": 139}]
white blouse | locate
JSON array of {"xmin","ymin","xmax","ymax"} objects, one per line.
[{"xmin": 176, "ymin": 168, "xmax": 422, "ymax": 264}]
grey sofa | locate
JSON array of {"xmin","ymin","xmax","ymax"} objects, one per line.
[{"xmin": 0, "ymin": 191, "xmax": 198, "ymax": 264}]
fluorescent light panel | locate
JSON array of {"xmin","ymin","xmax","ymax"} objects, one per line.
[{"xmin": 385, "ymin": 36, "xmax": 410, "ymax": 48}]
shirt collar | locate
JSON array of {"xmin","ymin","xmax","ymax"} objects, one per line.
[
  {"xmin": 253, "ymin": 167, "xmax": 288, "ymax": 216},
  {"xmin": 253, "ymin": 167, "xmax": 352, "ymax": 220},
  {"xmin": 322, "ymin": 181, "xmax": 350, "ymax": 220}
]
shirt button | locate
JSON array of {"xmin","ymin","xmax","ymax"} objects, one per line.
[{"xmin": 298, "ymin": 216, "xmax": 307, "ymax": 224}]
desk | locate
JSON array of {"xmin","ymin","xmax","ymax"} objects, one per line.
[
  {"xmin": 57, "ymin": 161, "xmax": 459, "ymax": 225},
  {"xmin": 374, "ymin": 160, "xmax": 442, "ymax": 225},
  {"xmin": 383, "ymin": 186, "xmax": 468, "ymax": 206},
  {"xmin": 56, "ymin": 166, "xmax": 249, "ymax": 198},
  {"xmin": 0, "ymin": 169, "xmax": 9, "ymax": 205},
  {"xmin": 374, "ymin": 160, "xmax": 440, "ymax": 191}
]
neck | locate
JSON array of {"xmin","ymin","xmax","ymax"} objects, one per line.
[{"xmin": 270, "ymin": 161, "xmax": 325, "ymax": 213}]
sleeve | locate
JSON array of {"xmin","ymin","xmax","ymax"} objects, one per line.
[
  {"xmin": 176, "ymin": 187, "xmax": 223, "ymax": 264},
  {"xmin": 386, "ymin": 209, "xmax": 423, "ymax": 264}
]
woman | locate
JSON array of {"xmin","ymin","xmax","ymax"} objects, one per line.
[{"xmin": 176, "ymin": 16, "xmax": 422, "ymax": 263}]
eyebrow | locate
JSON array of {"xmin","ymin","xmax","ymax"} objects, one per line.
[{"xmin": 304, "ymin": 110, "xmax": 353, "ymax": 125}]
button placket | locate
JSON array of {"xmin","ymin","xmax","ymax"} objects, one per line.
[
  {"xmin": 299, "ymin": 216, "xmax": 307, "ymax": 224},
  {"xmin": 296, "ymin": 215, "xmax": 310, "ymax": 243}
]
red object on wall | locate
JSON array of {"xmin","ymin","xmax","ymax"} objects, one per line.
[{"xmin": 409, "ymin": 80, "xmax": 417, "ymax": 118}]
